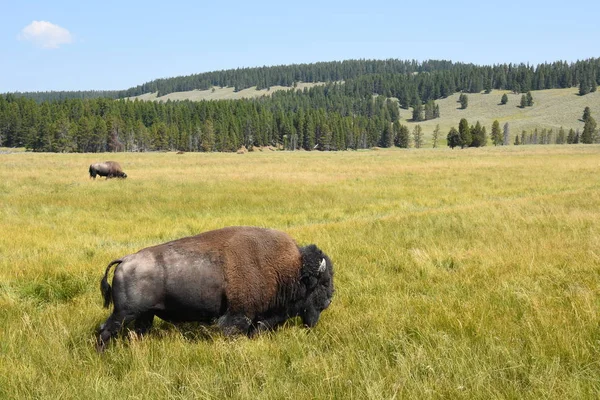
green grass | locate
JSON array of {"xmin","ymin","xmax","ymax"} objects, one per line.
[{"xmin": 1, "ymin": 147, "xmax": 600, "ymax": 399}]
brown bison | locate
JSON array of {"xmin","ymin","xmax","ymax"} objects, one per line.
[
  {"xmin": 97, "ymin": 226, "xmax": 334, "ymax": 350},
  {"xmin": 89, "ymin": 161, "xmax": 127, "ymax": 179}
]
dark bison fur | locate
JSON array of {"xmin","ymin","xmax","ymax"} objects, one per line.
[
  {"xmin": 89, "ymin": 161, "xmax": 127, "ymax": 179},
  {"xmin": 96, "ymin": 226, "xmax": 334, "ymax": 351}
]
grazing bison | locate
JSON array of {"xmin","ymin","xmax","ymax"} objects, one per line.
[
  {"xmin": 97, "ymin": 226, "xmax": 334, "ymax": 350},
  {"xmin": 89, "ymin": 161, "xmax": 127, "ymax": 179}
]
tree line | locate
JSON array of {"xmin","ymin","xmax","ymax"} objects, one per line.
[
  {"xmin": 0, "ymin": 92, "xmax": 413, "ymax": 152},
  {"xmin": 7, "ymin": 58, "xmax": 600, "ymax": 102}
]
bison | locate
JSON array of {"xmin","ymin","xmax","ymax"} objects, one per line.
[
  {"xmin": 89, "ymin": 161, "xmax": 127, "ymax": 179},
  {"xmin": 97, "ymin": 226, "xmax": 334, "ymax": 350}
]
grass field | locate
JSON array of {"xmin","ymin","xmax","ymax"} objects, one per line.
[{"xmin": 1, "ymin": 146, "xmax": 600, "ymax": 399}]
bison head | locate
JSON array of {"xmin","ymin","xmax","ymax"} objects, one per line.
[{"xmin": 298, "ymin": 245, "xmax": 334, "ymax": 327}]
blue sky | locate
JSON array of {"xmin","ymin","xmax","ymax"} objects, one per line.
[{"xmin": 1, "ymin": 0, "xmax": 599, "ymax": 92}]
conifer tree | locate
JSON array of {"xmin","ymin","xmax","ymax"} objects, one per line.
[
  {"xmin": 582, "ymin": 106, "xmax": 591, "ymax": 122},
  {"xmin": 459, "ymin": 93, "xmax": 468, "ymax": 109},
  {"xmin": 581, "ymin": 116, "xmax": 597, "ymax": 144},
  {"xmin": 501, "ymin": 93, "xmax": 508, "ymax": 105},
  {"xmin": 412, "ymin": 99, "xmax": 424, "ymax": 122},
  {"xmin": 556, "ymin": 126, "xmax": 566, "ymax": 144},
  {"xmin": 394, "ymin": 123, "xmax": 410, "ymax": 148},
  {"xmin": 520, "ymin": 95, "xmax": 527, "ymax": 108},
  {"xmin": 579, "ymin": 79, "xmax": 590, "ymax": 96},
  {"xmin": 491, "ymin": 120, "xmax": 502, "ymax": 146},
  {"xmin": 412, "ymin": 125, "xmax": 423, "ymax": 148},
  {"xmin": 447, "ymin": 127, "xmax": 460, "ymax": 149},
  {"xmin": 432, "ymin": 124, "xmax": 440, "ymax": 148},
  {"xmin": 458, "ymin": 118, "xmax": 471, "ymax": 147},
  {"xmin": 526, "ymin": 91, "xmax": 534, "ymax": 106}
]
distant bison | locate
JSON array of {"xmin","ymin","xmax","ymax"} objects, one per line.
[
  {"xmin": 97, "ymin": 226, "xmax": 334, "ymax": 350},
  {"xmin": 89, "ymin": 161, "xmax": 127, "ymax": 179}
]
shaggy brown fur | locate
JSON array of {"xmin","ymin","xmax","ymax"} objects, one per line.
[{"xmin": 143, "ymin": 226, "xmax": 301, "ymax": 316}]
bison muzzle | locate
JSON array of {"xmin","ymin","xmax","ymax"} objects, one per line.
[
  {"xmin": 97, "ymin": 226, "xmax": 334, "ymax": 350},
  {"xmin": 89, "ymin": 161, "xmax": 127, "ymax": 179}
]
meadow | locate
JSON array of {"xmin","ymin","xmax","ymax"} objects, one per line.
[{"xmin": 1, "ymin": 146, "xmax": 599, "ymax": 399}]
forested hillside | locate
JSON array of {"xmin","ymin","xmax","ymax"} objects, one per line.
[{"xmin": 1, "ymin": 58, "xmax": 599, "ymax": 152}]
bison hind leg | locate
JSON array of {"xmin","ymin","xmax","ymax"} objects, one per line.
[
  {"xmin": 217, "ymin": 313, "xmax": 252, "ymax": 336},
  {"xmin": 134, "ymin": 312, "xmax": 155, "ymax": 336}
]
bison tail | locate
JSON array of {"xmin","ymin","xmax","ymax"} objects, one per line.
[{"xmin": 100, "ymin": 259, "xmax": 122, "ymax": 308}]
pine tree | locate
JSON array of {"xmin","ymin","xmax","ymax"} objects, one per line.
[
  {"xmin": 582, "ymin": 106, "xmax": 591, "ymax": 122},
  {"xmin": 514, "ymin": 134, "xmax": 520, "ymax": 145},
  {"xmin": 491, "ymin": 120, "xmax": 502, "ymax": 145},
  {"xmin": 412, "ymin": 125, "xmax": 423, "ymax": 148},
  {"xmin": 412, "ymin": 99, "xmax": 424, "ymax": 122},
  {"xmin": 459, "ymin": 93, "xmax": 468, "ymax": 109},
  {"xmin": 556, "ymin": 126, "xmax": 566, "ymax": 144},
  {"xmin": 567, "ymin": 128, "xmax": 575, "ymax": 144},
  {"xmin": 394, "ymin": 123, "xmax": 410, "ymax": 148},
  {"xmin": 447, "ymin": 127, "xmax": 460, "ymax": 149},
  {"xmin": 432, "ymin": 124, "xmax": 440, "ymax": 148},
  {"xmin": 579, "ymin": 79, "xmax": 590, "ymax": 96},
  {"xmin": 470, "ymin": 121, "xmax": 485, "ymax": 147},
  {"xmin": 380, "ymin": 123, "xmax": 394, "ymax": 148},
  {"xmin": 520, "ymin": 95, "xmax": 527, "ymax": 108},
  {"xmin": 581, "ymin": 116, "xmax": 597, "ymax": 144},
  {"xmin": 458, "ymin": 118, "xmax": 471, "ymax": 147},
  {"xmin": 526, "ymin": 91, "xmax": 534, "ymax": 106},
  {"xmin": 500, "ymin": 93, "xmax": 508, "ymax": 105}
]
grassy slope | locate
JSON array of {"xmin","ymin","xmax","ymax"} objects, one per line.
[
  {"xmin": 130, "ymin": 82, "xmax": 326, "ymax": 102},
  {"xmin": 133, "ymin": 86, "xmax": 600, "ymax": 144},
  {"xmin": 1, "ymin": 147, "xmax": 600, "ymax": 399},
  {"xmin": 401, "ymin": 89, "xmax": 600, "ymax": 141}
]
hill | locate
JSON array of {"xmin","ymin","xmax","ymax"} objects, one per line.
[
  {"xmin": 2, "ymin": 57, "xmax": 599, "ymax": 152},
  {"xmin": 400, "ymin": 88, "xmax": 600, "ymax": 140},
  {"xmin": 131, "ymin": 85, "xmax": 600, "ymax": 143},
  {"xmin": 129, "ymin": 82, "xmax": 327, "ymax": 102}
]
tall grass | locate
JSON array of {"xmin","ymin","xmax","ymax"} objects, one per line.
[{"xmin": 1, "ymin": 146, "xmax": 599, "ymax": 399}]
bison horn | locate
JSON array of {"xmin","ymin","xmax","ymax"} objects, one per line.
[{"xmin": 318, "ymin": 258, "xmax": 326, "ymax": 273}]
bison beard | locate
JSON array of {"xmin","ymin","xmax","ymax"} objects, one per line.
[{"xmin": 96, "ymin": 226, "xmax": 334, "ymax": 351}]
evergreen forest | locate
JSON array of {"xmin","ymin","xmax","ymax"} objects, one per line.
[{"xmin": 1, "ymin": 58, "xmax": 599, "ymax": 152}]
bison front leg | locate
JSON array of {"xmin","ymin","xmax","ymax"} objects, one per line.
[
  {"xmin": 217, "ymin": 313, "xmax": 252, "ymax": 336},
  {"xmin": 248, "ymin": 314, "xmax": 288, "ymax": 337}
]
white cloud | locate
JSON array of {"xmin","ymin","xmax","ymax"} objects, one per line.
[{"xmin": 18, "ymin": 21, "xmax": 73, "ymax": 49}]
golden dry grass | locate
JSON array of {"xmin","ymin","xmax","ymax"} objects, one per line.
[
  {"xmin": 130, "ymin": 82, "xmax": 326, "ymax": 102},
  {"xmin": 1, "ymin": 146, "xmax": 599, "ymax": 399}
]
